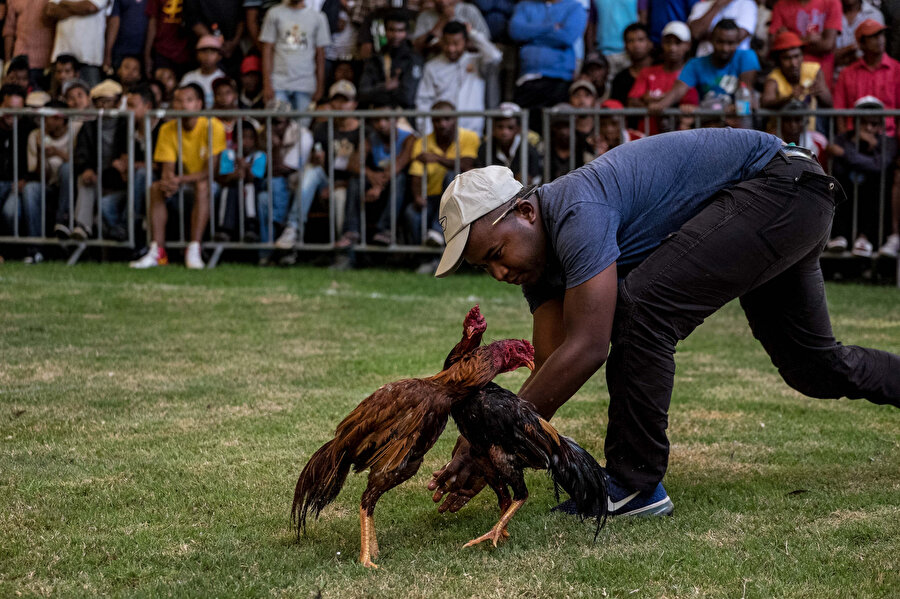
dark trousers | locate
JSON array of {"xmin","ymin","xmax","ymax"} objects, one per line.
[
  {"xmin": 605, "ymin": 152, "xmax": 900, "ymax": 492},
  {"xmin": 513, "ymin": 77, "xmax": 571, "ymax": 133}
]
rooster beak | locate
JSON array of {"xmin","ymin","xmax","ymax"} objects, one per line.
[
  {"xmin": 465, "ymin": 326, "xmax": 474, "ymax": 338},
  {"xmin": 525, "ymin": 360, "xmax": 535, "ymax": 371}
]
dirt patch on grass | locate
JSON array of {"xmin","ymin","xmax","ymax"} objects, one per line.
[{"xmin": 670, "ymin": 442, "xmax": 773, "ymax": 477}]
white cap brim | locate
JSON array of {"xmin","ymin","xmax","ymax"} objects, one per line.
[{"xmin": 434, "ymin": 224, "xmax": 471, "ymax": 278}]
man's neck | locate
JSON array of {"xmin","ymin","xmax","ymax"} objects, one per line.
[
  {"xmin": 200, "ymin": 66, "xmax": 218, "ymax": 75},
  {"xmin": 711, "ymin": 54, "xmax": 733, "ymax": 69},
  {"xmin": 662, "ymin": 58, "xmax": 684, "ymax": 72},
  {"xmin": 630, "ymin": 56, "xmax": 652, "ymax": 72},
  {"xmin": 184, "ymin": 117, "xmax": 199, "ymax": 131},
  {"xmin": 863, "ymin": 51, "xmax": 883, "ymax": 68},
  {"xmin": 434, "ymin": 132, "xmax": 454, "ymax": 149}
]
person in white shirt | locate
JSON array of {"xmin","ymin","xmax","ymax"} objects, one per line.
[
  {"xmin": 179, "ymin": 35, "xmax": 227, "ymax": 109},
  {"xmin": 45, "ymin": 0, "xmax": 113, "ymax": 86},
  {"xmin": 688, "ymin": 0, "xmax": 757, "ymax": 57},
  {"xmin": 415, "ymin": 20, "xmax": 502, "ymax": 136}
]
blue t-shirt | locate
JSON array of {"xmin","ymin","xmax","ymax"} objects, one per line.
[
  {"xmin": 595, "ymin": 0, "xmax": 637, "ymax": 55},
  {"xmin": 648, "ymin": 0, "xmax": 700, "ymax": 43},
  {"xmin": 523, "ymin": 128, "xmax": 783, "ymax": 312},
  {"xmin": 370, "ymin": 129, "xmax": 412, "ymax": 171},
  {"xmin": 111, "ymin": 0, "xmax": 150, "ymax": 58},
  {"xmin": 678, "ymin": 49, "xmax": 760, "ymax": 100}
]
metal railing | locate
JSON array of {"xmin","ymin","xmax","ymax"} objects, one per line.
[{"xmin": 0, "ymin": 105, "xmax": 897, "ymax": 284}]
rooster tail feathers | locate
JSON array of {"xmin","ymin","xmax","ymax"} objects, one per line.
[
  {"xmin": 547, "ymin": 433, "xmax": 610, "ymax": 539},
  {"xmin": 291, "ymin": 438, "xmax": 352, "ymax": 538}
]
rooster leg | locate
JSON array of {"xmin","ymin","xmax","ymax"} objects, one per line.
[
  {"xmin": 367, "ymin": 513, "xmax": 379, "ymax": 559},
  {"xmin": 359, "ymin": 505, "xmax": 378, "ymax": 569},
  {"xmin": 463, "ymin": 499, "xmax": 526, "ymax": 548}
]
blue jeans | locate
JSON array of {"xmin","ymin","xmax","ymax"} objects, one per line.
[
  {"xmin": 257, "ymin": 176, "xmax": 292, "ymax": 243},
  {"xmin": 3, "ymin": 182, "xmax": 43, "ymax": 237},
  {"xmin": 18, "ymin": 182, "xmax": 50, "ymax": 237},
  {"xmin": 286, "ymin": 165, "xmax": 327, "ymax": 231},
  {"xmin": 100, "ymin": 167, "xmax": 148, "ymax": 230},
  {"xmin": 403, "ymin": 172, "xmax": 454, "ymax": 244},
  {"xmin": 275, "ymin": 90, "xmax": 313, "ymax": 111}
]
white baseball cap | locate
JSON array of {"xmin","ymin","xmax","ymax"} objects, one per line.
[
  {"xmin": 661, "ymin": 21, "xmax": 691, "ymax": 43},
  {"xmin": 434, "ymin": 166, "xmax": 525, "ymax": 278}
]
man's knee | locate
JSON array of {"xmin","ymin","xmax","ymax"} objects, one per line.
[{"xmin": 776, "ymin": 352, "xmax": 847, "ymax": 399}]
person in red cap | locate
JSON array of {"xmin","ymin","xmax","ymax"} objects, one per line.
[
  {"xmin": 835, "ymin": 0, "xmax": 885, "ymax": 74},
  {"xmin": 239, "ymin": 55, "xmax": 264, "ymax": 109},
  {"xmin": 769, "ymin": 0, "xmax": 842, "ymax": 86},
  {"xmin": 595, "ymin": 99, "xmax": 645, "ymax": 156},
  {"xmin": 833, "ymin": 19, "xmax": 900, "ymax": 137},
  {"xmin": 761, "ymin": 30, "xmax": 832, "ymax": 131}
]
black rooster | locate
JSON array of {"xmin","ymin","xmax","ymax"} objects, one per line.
[{"xmin": 444, "ymin": 305, "xmax": 609, "ymax": 547}]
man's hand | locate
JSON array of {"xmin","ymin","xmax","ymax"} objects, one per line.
[
  {"xmin": 427, "ymin": 437, "xmax": 487, "ymax": 514},
  {"xmin": 81, "ymin": 169, "xmax": 97, "ymax": 186},
  {"xmin": 263, "ymin": 84, "xmax": 275, "ymax": 104},
  {"xmin": 416, "ymin": 151, "xmax": 444, "ymax": 165},
  {"xmin": 160, "ymin": 174, "xmax": 181, "ymax": 196}
]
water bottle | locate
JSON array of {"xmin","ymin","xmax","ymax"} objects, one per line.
[{"xmin": 735, "ymin": 83, "xmax": 752, "ymax": 129}]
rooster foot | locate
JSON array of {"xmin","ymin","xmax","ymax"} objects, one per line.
[
  {"xmin": 463, "ymin": 526, "xmax": 508, "ymax": 548},
  {"xmin": 360, "ymin": 558, "xmax": 379, "ymax": 569}
]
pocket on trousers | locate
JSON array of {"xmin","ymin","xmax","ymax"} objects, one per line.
[
  {"xmin": 757, "ymin": 174, "xmax": 835, "ymax": 259},
  {"xmin": 796, "ymin": 170, "xmax": 846, "ymax": 206}
]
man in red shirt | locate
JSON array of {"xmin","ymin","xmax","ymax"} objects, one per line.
[
  {"xmin": 627, "ymin": 21, "xmax": 697, "ymax": 134},
  {"xmin": 769, "ymin": 0, "xmax": 842, "ymax": 86},
  {"xmin": 833, "ymin": 19, "xmax": 900, "ymax": 136}
]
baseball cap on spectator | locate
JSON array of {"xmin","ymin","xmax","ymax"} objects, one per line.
[
  {"xmin": 197, "ymin": 35, "xmax": 223, "ymax": 51},
  {"xmin": 241, "ymin": 55, "xmax": 262, "ymax": 74},
  {"xmin": 329, "ymin": 80, "xmax": 356, "ymax": 101},
  {"xmin": 7, "ymin": 54, "xmax": 29, "ymax": 72},
  {"xmin": 62, "ymin": 79, "xmax": 91, "ymax": 97},
  {"xmin": 212, "ymin": 77, "xmax": 237, "ymax": 92},
  {"xmin": 90, "ymin": 79, "xmax": 123, "ymax": 99},
  {"xmin": 569, "ymin": 79, "xmax": 598, "ymax": 97},
  {"xmin": 549, "ymin": 102, "xmax": 575, "ymax": 124},
  {"xmin": 26, "ymin": 91, "xmax": 52, "ymax": 107},
  {"xmin": 782, "ymin": 99, "xmax": 808, "ymax": 112},
  {"xmin": 266, "ymin": 98, "xmax": 292, "ymax": 113},
  {"xmin": 497, "ymin": 102, "xmax": 521, "ymax": 117},
  {"xmin": 435, "ymin": 165, "xmax": 527, "ymax": 278},
  {"xmin": 600, "ymin": 99, "xmax": 624, "ymax": 109},
  {"xmin": 855, "ymin": 19, "xmax": 888, "ymax": 43},
  {"xmin": 661, "ymin": 21, "xmax": 691, "ymax": 43},
  {"xmin": 771, "ymin": 31, "xmax": 804, "ymax": 52},
  {"xmin": 854, "ymin": 95, "xmax": 885, "ymax": 109},
  {"xmin": 583, "ymin": 51, "xmax": 608, "ymax": 69}
]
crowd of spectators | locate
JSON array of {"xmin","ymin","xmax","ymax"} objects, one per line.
[{"xmin": 1, "ymin": 0, "xmax": 900, "ymax": 269}]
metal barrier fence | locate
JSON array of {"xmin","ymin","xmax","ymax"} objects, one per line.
[{"xmin": 0, "ymin": 105, "xmax": 897, "ymax": 283}]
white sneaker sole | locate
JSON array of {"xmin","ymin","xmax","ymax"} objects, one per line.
[{"xmin": 612, "ymin": 496, "xmax": 675, "ymax": 517}]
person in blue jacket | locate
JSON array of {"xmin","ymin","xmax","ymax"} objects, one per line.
[{"xmin": 509, "ymin": 0, "xmax": 587, "ymax": 130}]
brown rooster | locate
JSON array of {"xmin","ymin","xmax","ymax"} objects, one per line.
[
  {"xmin": 442, "ymin": 305, "xmax": 609, "ymax": 547},
  {"xmin": 291, "ymin": 338, "xmax": 535, "ymax": 568}
]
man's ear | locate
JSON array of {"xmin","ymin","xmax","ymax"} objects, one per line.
[{"xmin": 516, "ymin": 196, "xmax": 539, "ymax": 224}]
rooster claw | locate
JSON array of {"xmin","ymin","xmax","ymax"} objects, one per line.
[
  {"xmin": 463, "ymin": 527, "xmax": 508, "ymax": 548},
  {"xmin": 361, "ymin": 559, "xmax": 379, "ymax": 569}
]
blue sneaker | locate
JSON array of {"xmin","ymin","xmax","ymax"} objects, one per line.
[{"xmin": 552, "ymin": 477, "xmax": 674, "ymax": 517}]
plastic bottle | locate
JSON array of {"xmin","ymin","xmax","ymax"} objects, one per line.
[
  {"xmin": 735, "ymin": 83, "xmax": 752, "ymax": 128},
  {"xmin": 211, "ymin": 23, "xmax": 223, "ymax": 39}
]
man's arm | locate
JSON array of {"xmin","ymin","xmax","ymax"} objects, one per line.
[
  {"xmin": 313, "ymin": 47, "xmax": 325, "ymax": 103},
  {"xmin": 649, "ymin": 79, "xmax": 690, "ymax": 113},
  {"xmin": 144, "ymin": 15, "xmax": 157, "ymax": 78},
  {"xmin": 104, "ymin": 13, "xmax": 120, "ymax": 71},
  {"xmin": 427, "ymin": 263, "xmax": 619, "ymax": 512},
  {"xmin": 517, "ymin": 264, "xmax": 617, "ymax": 419},
  {"xmin": 46, "ymin": 0, "xmax": 102, "ymax": 20}
]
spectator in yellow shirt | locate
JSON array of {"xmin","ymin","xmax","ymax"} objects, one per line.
[
  {"xmin": 130, "ymin": 83, "xmax": 226, "ymax": 269},
  {"xmin": 405, "ymin": 100, "xmax": 478, "ymax": 248}
]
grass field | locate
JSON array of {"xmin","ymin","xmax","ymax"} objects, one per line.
[{"xmin": 1, "ymin": 264, "xmax": 898, "ymax": 598}]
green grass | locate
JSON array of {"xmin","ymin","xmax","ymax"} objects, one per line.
[{"xmin": 1, "ymin": 264, "xmax": 898, "ymax": 598}]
